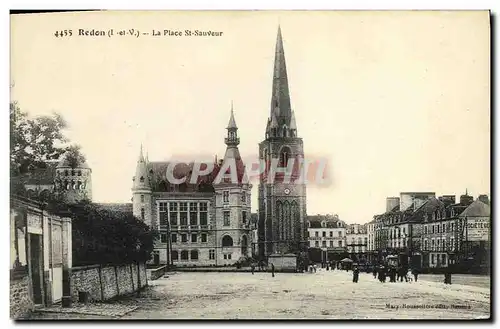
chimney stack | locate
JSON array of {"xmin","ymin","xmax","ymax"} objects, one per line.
[
  {"xmin": 478, "ymin": 194, "xmax": 490, "ymax": 205},
  {"xmin": 386, "ymin": 197, "xmax": 400, "ymax": 212}
]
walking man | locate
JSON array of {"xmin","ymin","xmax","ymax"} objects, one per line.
[
  {"xmin": 271, "ymin": 263, "xmax": 275, "ymax": 278},
  {"xmin": 251, "ymin": 263, "xmax": 255, "ymax": 275},
  {"xmin": 353, "ymin": 266, "xmax": 360, "ymax": 283}
]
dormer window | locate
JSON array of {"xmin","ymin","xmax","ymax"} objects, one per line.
[
  {"xmin": 140, "ymin": 176, "xmax": 144, "ymax": 183},
  {"xmin": 321, "ymin": 221, "xmax": 326, "ymax": 228}
]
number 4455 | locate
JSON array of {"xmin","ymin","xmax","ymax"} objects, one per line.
[{"xmin": 54, "ymin": 30, "xmax": 73, "ymax": 37}]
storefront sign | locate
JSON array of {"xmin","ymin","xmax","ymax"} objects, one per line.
[
  {"xmin": 27, "ymin": 213, "xmax": 42, "ymax": 234},
  {"xmin": 466, "ymin": 218, "xmax": 489, "ymax": 241}
]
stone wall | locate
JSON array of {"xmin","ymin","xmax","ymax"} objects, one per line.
[
  {"xmin": 147, "ymin": 265, "xmax": 167, "ymax": 280},
  {"xmin": 70, "ymin": 263, "xmax": 147, "ymax": 302},
  {"xmin": 10, "ymin": 274, "xmax": 34, "ymax": 319}
]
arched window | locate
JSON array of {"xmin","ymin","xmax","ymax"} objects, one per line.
[
  {"xmin": 171, "ymin": 250, "xmax": 178, "ymax": 260},
  {"xmin": 282, "ymin": 125, "xmax": 288, "ymax": 137},
  {"xmin": 140, "ymin": 176, "xmax": 144, "ymax": 183},
  {"xmin": 190, "ymin": 250, "xmax": 198, "ymax": 260},
  {"xmin": 279, "ymin": 146, "xmax": 291, "ymax": 167},
  {"xmin": 181, "ymin": 250, "xmax": 189, "ymax": 260},
  {"xmin": 222, "ymin": 235, "xmax": 233, "ymax": 247},
  {"xmin": 39, "ymin": 189, "xmax": 50, "ymax": 201},
  {"xmin": 26, "ymin": 189, "xmax": 35, "ymax": 199},
  {"xmin": 141, "ymin": 208, "xmax": 145, "ymax": 220}
]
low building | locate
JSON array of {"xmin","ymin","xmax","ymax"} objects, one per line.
[{"xmin": 10, "ymin": 196, "xmax": 72, "ymax": 318}]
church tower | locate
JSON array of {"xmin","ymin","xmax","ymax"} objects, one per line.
[
  {"xmin": 132, "ymin": 145, "xmax": 153, "ymax": 226},
  {"xmin": 257, "ymin": 26, "xmax": 307, "ymax": 257}
]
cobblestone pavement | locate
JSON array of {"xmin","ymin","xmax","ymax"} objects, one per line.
[{"xmin": 29, "ymin": 269, "xmax": 491, "ymax": 320}]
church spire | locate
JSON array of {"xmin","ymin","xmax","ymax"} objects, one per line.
[{"xmin": 270, "ymin": 25, "xmax": 292, "ymax": 126}]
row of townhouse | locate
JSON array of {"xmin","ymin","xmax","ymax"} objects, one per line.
[
  {"xmin": 305, "ymin": 215, "xmax": 369, "ymax": 263},
  {"xmin": 366, "ymin": 191, "xmax": 490, "ymax": 271}
]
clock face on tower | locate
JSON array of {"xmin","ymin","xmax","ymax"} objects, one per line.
[{"xmin": 284, "ymin": 188, "xmax": 290, "ymax": 195}]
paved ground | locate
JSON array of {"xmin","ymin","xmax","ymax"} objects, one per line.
[{"xmin": 31, "ymin": 269, "xmax": 490, "ymax": 320}]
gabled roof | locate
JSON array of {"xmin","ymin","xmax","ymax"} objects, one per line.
[{"xmin": 459, "ymin": 199, "xmax": 490, "ymax": 217}]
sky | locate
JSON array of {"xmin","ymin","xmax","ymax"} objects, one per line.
[{"xmin": 10, "ymin": 11, "xmax": 490, "ymax": 224}]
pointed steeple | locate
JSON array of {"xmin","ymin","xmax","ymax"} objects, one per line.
[
  {"xmin": 227, "ymin": 101, "xmax": 237, "ymax": 129},
  {"xmin": 224, "ymin": 103, "xmax": 241, "ymax": 158},
  {"xmin": 270, "ymin": 25, "xmax": 292, "ymax": 126},
  {"xmin": 133, "ymin": 144, "xmax": 150, "ymax": 191}
]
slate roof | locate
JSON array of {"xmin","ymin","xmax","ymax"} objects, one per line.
[
  {"xmin": 95, "ymin": 203, "xmax": 133, "ymax": 214},
  {"xmin": 308, "ymin": 215, "xmax": 346, "ymax": 229},
  {"xmin": 147, "ymin": 159, "xmax": 248, "ymax": 193},
  {"xmin": 459, "ymin": 199, "xmax": 490, "ymax": 217}
]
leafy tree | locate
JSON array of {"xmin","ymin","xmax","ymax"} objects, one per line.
[
  {"xmin": 10, "ymin": 101, "xmax": 69, "ymax": 176},
  {"xmin": 48, "ymin": 200, "xmax": 158, "ymax": 265}
]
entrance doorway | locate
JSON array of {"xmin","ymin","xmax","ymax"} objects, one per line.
[{"xmin": 29, "ymin": 234, "xmax": 43, "ymax": 304}]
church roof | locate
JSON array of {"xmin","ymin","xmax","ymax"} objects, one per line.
[{"xmin": 147, "ymin": 161, "xmax": 217, "ymax": 193}]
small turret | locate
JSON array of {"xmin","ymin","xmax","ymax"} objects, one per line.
[
  {"xmin": 132, "ymin": 144, "xmax": 152, "ymax": 226},
  {"xmin": 54, "ymin": 150, "xmax": 92, "ymax": 203}
]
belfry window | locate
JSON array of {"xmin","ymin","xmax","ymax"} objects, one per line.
[
  {"xmin": 140, "ymin": 176, "xmax": 144, "ymax": 183},
  {"xmin": 140, "ymin": 208, "xmax": 145, "ymax": 220},
  {"xmin": 279, "ymin": 146, "xmax": 291, "ymax": 167}
]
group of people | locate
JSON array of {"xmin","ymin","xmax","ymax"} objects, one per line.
[{"xmin": 371, "ymin": 264, "xmax": 419, "ymax": 283}]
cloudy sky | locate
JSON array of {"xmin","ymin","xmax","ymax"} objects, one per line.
[{"xmin": 11, "ymin": 11, "xmax": 490, "ymax": 223}]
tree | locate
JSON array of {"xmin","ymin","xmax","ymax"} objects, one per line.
[
  {"xmin": 10, "ymin": 101, "xmax": 69, "ymax": 176},
  {"xmin": 47, "ymin": 200, "xmax": 158, "ymax": 266}
]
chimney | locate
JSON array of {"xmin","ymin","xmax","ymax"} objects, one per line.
[
  {"xmin": 478, "ymin": 194, "xmax": 490, "ymax": 205},
  {"xmin": 386, "ymin": 197, "xmax": 400, "ymax": 212},
  {"xmin": 460, "ymin": 194, "xmax": 474, "ymax": 206}
]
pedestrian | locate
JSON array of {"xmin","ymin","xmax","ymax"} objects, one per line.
[
  {"xmin": 372, "ymin": 265, "xmax": 378, "ymax": 279},
  {"xmin": 251, "ymin": 263, "xmax": 255, "ymax": 275},
  {"xmin": 353, "ymin": 266, "xmax": 360, "ymax": 283},
  {"xmin": 396, "ymin": 266, "xmax": 401, "ymax": 282},
  {"xmin": 390, "ymin": 266, "xmax": 397, "ymax": 283},
  {"xmin": 412, "ymin": 268, "xmax": 419, "ymax": 282},
  {"xmin": 271, "ymin": 263, "xmax": 275, "ymax": 278},
  {"xmin": 402, "ymin": 267, "xmax": 409, "ymax": 282},
  {"xmin": 313, "ymin": 264, "xmax": 317, "ymax": 273},
  {"xmin": 378, "ymin": 265, "xmax": 386, "ymax": 283}
]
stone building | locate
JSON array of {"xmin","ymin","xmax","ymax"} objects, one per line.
[
  {"xmin": 258, "ymin": 26, "xmax": 307, "ymax": 257},
  {"xmin": 346, "ymin": 224, "xmax": 368, "ymax": 262},
  {"xmin": 134, "ymin": 108, "xmax": 252, "ymax": 267},
  {"xmin": 420, "ymin": 193, "xmax": 490, "ymax": 270},
  {"xmin": 12, "ymin": 151, "xmax": 92, "ymax": 204},
  {"xmin": 307, "ymin": 214, "xmax": 347, "ymax": 263}
]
